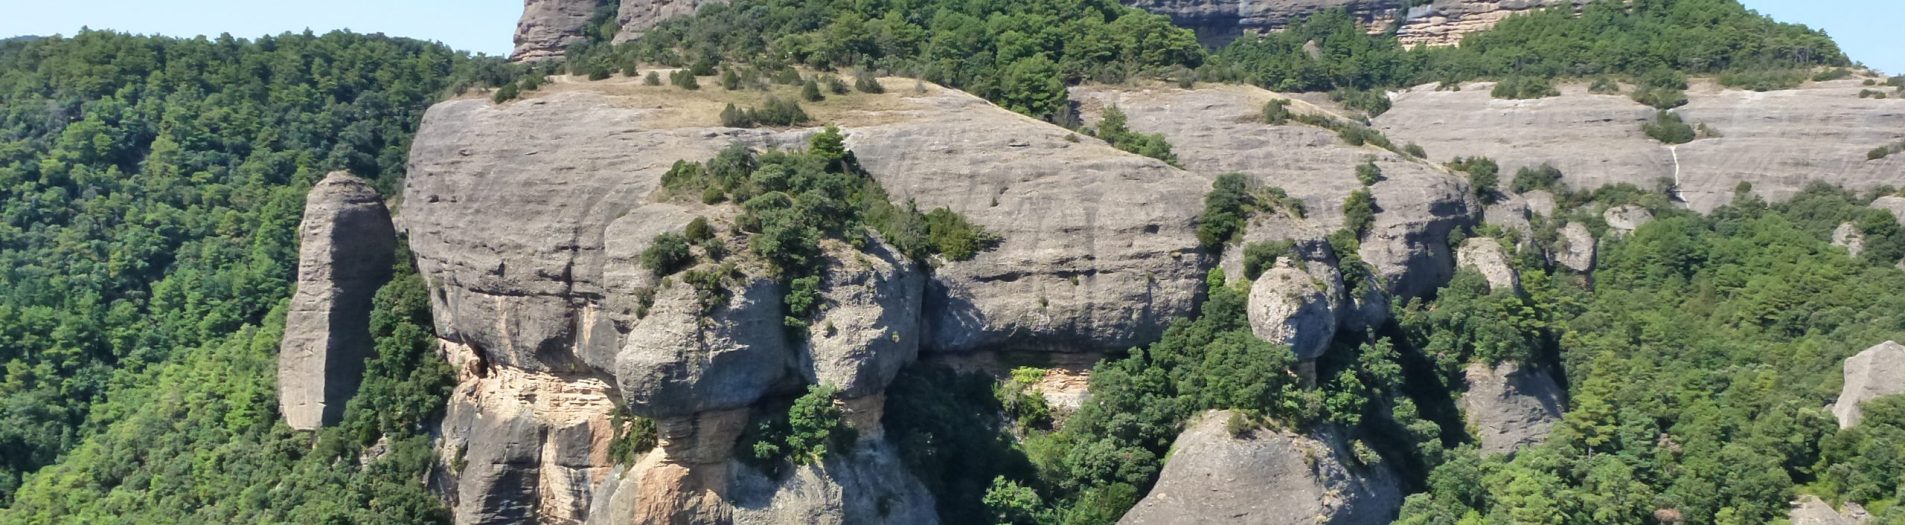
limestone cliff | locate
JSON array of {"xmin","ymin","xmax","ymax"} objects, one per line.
[
  {"xmin": 279, "ymin": 171, "xmax": 397, "ymax": 431},
  {"xmin": 512, "ymin": 0, "xmax": 601, "ymax": 62},
  {"xmin": 1120, "ymin": 0, "xmax": 1576, "ymax": 48}
]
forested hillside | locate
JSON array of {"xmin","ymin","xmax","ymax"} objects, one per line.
[{"xmin": 0, "ymin": 31, "xmax": 506, "ymax": 519}]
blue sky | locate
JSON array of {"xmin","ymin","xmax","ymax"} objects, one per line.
[{"xmin": 0, "ymin": 0, "xmax": 1896, "ymax": 73}]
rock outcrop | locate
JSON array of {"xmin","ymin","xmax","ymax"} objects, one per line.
[
  {"xmin": 1119, "ymin": 410, "xmax": 1402, "ymax": 525},
  {"xmin": 1552, "ymin": 222, "xmax": 1596, "ymax": 273},
  {"xmin": 512, "ymin": 0, "xmax": 600, "ymax": 62},
  {"xmin": 1377, "ymin": 79, "xmax": 1905, "ymax": 212},
  {"xmin": 1248, "ymin": 261, "xmax": 1340, "ymax": 360},
  {"xmin": 1119, "ymin": 0, "xmax": 1574, "ymax": 48},
  {"xmin": 1073, "ymin": 85, "xmax": 1479, "ymax": 300},
  {"xmin": 1456, "ymin": 237, "xmax": 1520, "ymax": 294},
  {"xmin": 1394, "ymin": 0, "xmax": 1582, "ymax": 47},
  {"xmin": 614, "ymin": 0, "xmax": 727, "ymax": 43},
  {"xmin": 1460, "ymin": 362, "xmax": 1564, "ymax": 455},
  {"xmin": 1833, "ymin": 222, "xmax": 1866, "ymax": 257},
  {"xmin": 405, "ymin": 77, "xmax": 1204, "ymax": 523},
  {"xmin": 1789, "ymin": 495, "xmax": 1870, "ymax": 525},
  {"xmin": 279, "ymin": 171, "xmax": 397, "ymax": 431},
  {"xmin": 1603, "ymin": 204, "xmax": 1653, "ymax": 235},
  {"xmin": 1874, "ymin": 195, "xmax": 1905, "ymax": 224},
  {"xmin": 1832, "ymin": 341, "xmax": 1905, "ymax": 429}
]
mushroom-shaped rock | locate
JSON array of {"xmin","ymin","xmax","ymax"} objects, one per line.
[
  {"xmin": 617, "ymin": 273, "xmax": 793, "ymax": 419},
  {"xmin": 1456, "ymin": 237, "xmax": 1522, "ymax": 295},
  {"xmin": 1460, "ymin": 362, "xmax": 1565, "ymax": 455},
  {"xmin": 1833, "ymin": 222, "xmax": 1866, "ymax": 258},
  {"xmin": 279, "ymin": 171, "xmax": 397, "ymax": 430},
  {"xmin": 1248, "ymin": 261, "xmax": 1341, "ymax": 360},
  {"xmin": 1119, "ymin": 411, "xmax": 1402, "ymax": 525},
  {"xmin": 1603, "ymin": 205, "xmax": 1654, "ymax": 236},
  {"xmin": 1832, "ymin": 341, "xmax": 1905, "ymax": 428},
  {"xmin": 800, "ymin": 239, "xmax": 926, "ymax": 398},
  {"xmin": 1553, "ymin": 222, "xmax": 1597, "ymax": 273}
]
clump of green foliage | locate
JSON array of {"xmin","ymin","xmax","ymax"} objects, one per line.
[
  {"xmin": 1330, "ymin": 88, "xmax": 1393, "ymax": 116},
  {"xmin": 719, "ymin": 96, "xmax": 811, "ymax": 127},
  {"xmin": 1242, "ymin": 240, "xmax": 1298, "ymax": 280},
  {"xmin": 1490, "ymin": 76, "xmax": 1559, "ymax": 99},
  {"xmin": 741, "ymin": 384, "xmax": 856, "ymax": 473},
  {"xmin": 1343, "ymin": 189, "xmax": 1377, "ymax": 238},
  {"xmin": 1447, "ymin": 156, "xmax": 1500, "ymax": 203},
  {"xmin": 1263, "ymin": 98, "xmax": 1292, "ymax": 124},
  {"xmin": 1512, "ymin": 163, "xmax": 1565, "ymax": 194},
  {"xmin": 641, "ymin": 232, "xmax": 695, "ymax": 276},
  {"xmin": 1868, "ymin": 141, "xmax": 1905, "ymax": 160},
  {"xmin": 1356, "ymin": 158, "xmax": 1384, "ymax": 186},
  {"xmin": 1643, "ymin": 110, "xmax": 1697, "ymax": 144},
  {"xmin": 1717, "ymin": 68, "xmax": 1807, "ymax": 91},
  {"xmin": 1092, "ymin": 106, "xmax": 1179, "ymax": 165},
  {"xmin": 1197, "ymin": 173, "xmax": 1254, "ymax": 250}
]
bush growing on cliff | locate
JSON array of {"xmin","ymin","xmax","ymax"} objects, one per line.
[
  {"xmin": 1490, "ymin": 76, "xmax": 1559, "ymax": 99},
  {"xmin": 1242, "ymin": 240, "xmax": 1297, "ymax": 280},
  {"xmin": 641, "ymin": 232, "xmax": 694, "ymax": 276},
  {"xmin": 1512, "ymin": 163, "xmax": 1564, "ymax": 193},
  {"xmin": 1447, "ymin": 156, "xmax": 1501, "ymax": 203},
  {"xmin": 1643, "ymin": 110, "xmax": 1697, "ymax": 144},
  {"xmin": 720, "ymin": 96, "xmax": 811, "ymax": 128},
  {"xmin": 1356, "ymin": 158, "xmax": 1384, "ymax": 186},
  {"xmin": 1197, "ymin": 173, "xmax": 1254, "ymax": 250},
  {"xmin": 1343, "ymin": 188, "xmax": 1377, "ymax": 237},
  {"xmin": 1093, "ymin": 106, "xmax": 1179, "ymax": 166}
]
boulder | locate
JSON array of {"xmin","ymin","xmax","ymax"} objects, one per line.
[
  {"xmin": 1603, "ymin": 205, "xmax": 1654, "ymax": 236},
  {"xmin": 1456, "ymin": 237, "xmax": 1521, "ymax": 295},
  {"xmin": 616, "ymin": 272, "xmax": 793, "ymax": 419},
  {"xmin": 1833, "ymin": 222, "xmax": 1866, "ymax": 258},
  {"xmin": 1460, "ymin": 362, "xmax": 1565, "ymax": 455},
  {"xmin": 279, "ymin": 171, "xmax": 397, "ymax": 430},
  {"xmin": 1071, "ymin": 85, "xmax": 1478, "ymax": 300},
  {"xmin": 799, "ymin": 239, "xmax": 925, "ymax": 399},
  {"xmin": 729, "ymin": 439, "xmax": 938, "ymax": 525},
  {"xmin": 1553, "ymin": 222, "xmax": 1596, "ymax": 273},
  {"xmin": 1247, "ymin": 260, "xmax": 1340, "ymax": 360},
  {"xmin": 1119, "ymin": 411, "xmax": 1402, "ymax": 525},
  {"xmin": 1832, "ymin": 341, "xmax": 1905, "ymax": 429},
  {"xmin": 511, "ymin": 0, "xmax": 599, "ymax": 62},
  {"xmin": 1874, "ymin": 195, "xmax": 1905, "ymax": 224}
]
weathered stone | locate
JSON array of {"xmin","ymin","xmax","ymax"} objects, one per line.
[
  {"xmin": 1874, "ymin": 195, "xmax": 1905, "ymax": 224},
  {"xmin": 1789, "ymin": 495, "xmax": 1869, "ymax": 525},
  {"xmin": 1553, "ymin": 222, "xmax": 1596, "ymax": 273},
  {"xmin": 1394, "ymin": 0, "xmax": 1584, "ymax": 47},
  {"xmin": 1603, "ymin": 204, "xmax": 1654, "ymax": 235},
  {"xmin": 1460, "ymin": 362, "xmax": 1564, "ymax": 455},
  {"xmin": 617, "ymin": 273, "xmax": 793, "ymax": 419},
  {"xmin": 1377, "ymin": 79, "xmax": 1905, "ymax": 213},
  {"xmin": 1119, "ymin": 410, "xmax": 1402, "ymax": 525},
  {"xmin": 1832, "ymin": 341, "xmax": 1905, "ymax": 429},
  {"xmin": 279, "ymin": 171, "xmax": 396, "ymax": 431},
  {"xmin": 1120, "ymin": 0, "xmax": 1397, "ymax": 47},
  {"xmin": 800, "ymin": 239, "xmax": 925, "ymax": 398},
  {"xmin": 1456, "ymin": 237, "xmax": 1521, "ymax": 295},
  {"xmin": 1248, "ymin": 261, "xmax": 1340, "ymax": 360},
  {"xmin": 615, "ymin": 0, "xmax": 727, "ymax": 43},
  {"xmin": 1834, "ymin": 222, "xmax": 1866, "ymax": 258},
  {"xmin": 1072, "ymin": 85, "xmax": 1479, "ymax": 300},
  {"xmin": 512, "ymin": 0, "xmax": 599, "ymax": 62},
  {"xmin": 729, "ymin": 438, "xmax": 938, "ymax": 525}
]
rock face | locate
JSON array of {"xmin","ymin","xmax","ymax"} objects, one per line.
[
  {"xmin": 1377, "ymin": 79, "xmax": 1905, "ymax": 213},
  {"xmin": 1119, "ymin": 0, "xmax": 1571, "ymax": 48},
  {"xmin": 1790, "ymin": 495, "xmax": 1869, "ymax": 525},
  {"xmin": 1874, "ymin": 195, "xmax": 1905, "ymax": 224},
  {"xmin": 614, "ymin": 0, "xmax": 727, "ymax": 43},
  {"xmin": 1460, "ymin": 362, "xmax": 1564, "ymax": 455},
  {"xmin": 1833, "ymin": 222, "xmax": 1866, "ymax": 258},
  {"xmin": 1456, "ymin": 237, "xmax": 1520, "ymax": 294},
  {"xmin": 1553, "ymin": 222, "xmax": 1596, "ymax": 273},
  {"xmin": 1119, "ymin": 410, "xmax": 1402, "ymax": 525},
  {"xmin": 1832, "ymin": 341, "xmax": 1905, "ymax": 429},
  {"xmin": 405, "ymin": 78, "xmax": 1203, "ymax": 523},
  {"xmin": 1394, "ymin": 0, "xmax": 1582, "ymax": 47},
  {"xmin": 279, "ymin": 171, "xmax": 397, "ymax": 431},
  {"xmin": 1603, "ymin": 204, "xmax": 1654, "ymax": 235},
  {"xmin": 1073, "ymin": 85, "xmax": 1480, "ymax": 300},
  {"xmin": 512, "ymin": 0, "xmax": 600, "ymax": 62},
  {"xmin": 1248, "ymin": 261, "xmax": 1340, "ymax": 360}
]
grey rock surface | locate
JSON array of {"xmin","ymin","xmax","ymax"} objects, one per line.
[
  {"xmin": 615, "ymin": 0, "xmax": 727, "ymax": 43},
  {"xmin": 1790, "ymin": 495, "xmax": 1869, "ymax": 525},
  {"xmin": 1833, "ymin": 341, "xmax": 1905, "ymax": 429},
  {"xmin": 1834, "ymin": 222, "xmax": 1866, "ymax": 258},
  {"xmin": 1377, "ymin": 80, "xmax": 1905, "ymax": 212},
  {"xmin": 800, "ymin": 239, "xmax": 925, "ymax": 398},
  {"xmin": 848, "ymin": 88, "xmax": 1210, "ymax": 355},
  {"xmin": 1119, "ymin": 410, "xmax": 1402, "ymax": 525},
  {"xmin": 1456, "ymin": 237, "xmax": 1521, "ymax": 294},
  {"xmin": 512, "ymin": 0, "xmax": 598, "ymax": 62},
  {"xmin": 1553, "ymin": 222, "xmax": 1596, "ymax": 273},
  {"xmin": 1460, "ymin": 362, "xmax": 1565, "ymax": 455},
  {"xmin": 1121, "ymin": 0, "xmax": 1395, "ymax": 47},
  {"xmin": 1073, "ymin": 85, "xmax": 1479, "ymax": 299},
  {"xmin": 729, "ymin": 438, "xmax": 938, "ymax": 525},
  {"xmin": 279, "ymin": 171, "xmax": 396, "ymax": 431},
  {"xmin": 616, "ymin": 272, "xmax": 792, "ymax": 419},
  {"xmin": 1248, "ymin": 261, "xmax": 1340, "ymax": 360},
  {"xmin": 1603, "ymin": 204, "xmax": 1654, "ymax": 235},
  {"xmin": 1874, "ymin": 195, "xmax": 1905, "ymax": 224}
]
